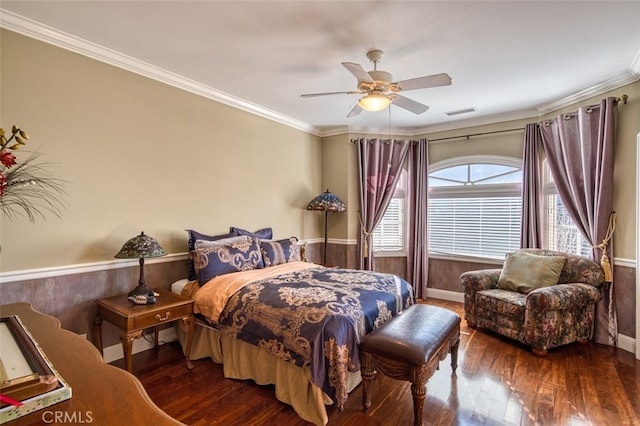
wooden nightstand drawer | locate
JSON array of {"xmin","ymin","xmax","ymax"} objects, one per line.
[
  {"xmin": 94, "ymin": 289, "xmax": 195, "ymax": 373},
  {"xmin": 133, "ymin": 303, "xmax": 191, "ymax": 329}
]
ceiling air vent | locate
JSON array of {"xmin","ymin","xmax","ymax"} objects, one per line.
[{"xmin": 445, "ymin": 107, "xmax": 477, "ymax": 116}]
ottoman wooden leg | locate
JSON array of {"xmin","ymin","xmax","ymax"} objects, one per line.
[
  {"xmin": 361, "ymin": 353, "xmax": 376, "ymax": 411},
  {"xmin": 411, "ymin": 379, "xmax": 427, "ymax": 426},
  {"xmin": 450, "ymin": 342, "xmax": 459, "ymax": 372},
  {"xmin": 450, "ymin": 327, "xmax": 460, "ymax": 372}
]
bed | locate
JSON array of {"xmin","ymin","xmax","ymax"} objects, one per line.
[{"xmin": 172, "ymin": 228, "xmax": 414, "ymax": 425}]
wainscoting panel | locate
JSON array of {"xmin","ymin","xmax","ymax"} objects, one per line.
[{"xmin": 0, "ymin": 259, "xmax": 187, "ymax": 348}]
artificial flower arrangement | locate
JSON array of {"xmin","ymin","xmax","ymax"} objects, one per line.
[{"xmin": 0, "ymin": 125, "xmax": 66, "ymax": 222}]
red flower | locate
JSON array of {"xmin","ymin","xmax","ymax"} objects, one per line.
[
  {"xmin": 0, "ymin": 149, "xmax": 17, "ymax": 168},
  {"xmin": 0, "ymin": 172, "xmax": 5, "ymax": 197}
]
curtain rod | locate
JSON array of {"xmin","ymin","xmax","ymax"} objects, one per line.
[
  {"xmin": 426, "ymin": 95, "xmax": 628, "ymax": 143},
  {"xmin": 349, "ymin": 129, "xmax": 522, "ymax": 144},
  {"xmin": 429, "ymin": 127, "xmax": 523, "ymax": 143},
  {"xmin": 351, "ymin": 94, "xmax": 628, "ymax": 144}
]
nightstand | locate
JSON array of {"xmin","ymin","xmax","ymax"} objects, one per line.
[{"xmin": 94, "ymin": 289, "xmax": 194, "ymax": 373}]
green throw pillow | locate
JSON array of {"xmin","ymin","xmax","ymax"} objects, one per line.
[{"xmin": 497, "ymin": 252, "xmax": 566, "ymax": 294}]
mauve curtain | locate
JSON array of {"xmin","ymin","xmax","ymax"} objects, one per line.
[
  {"xmin": 539, "ymin": 97, "xmax": 618, "ymax": 346},
  {"xmin": 356, "ymin": 138, "xmax": 410, "ymax": 271},
  {"xmin": 405, "ymin": 139, "xmax": 429, "ymax": 298},
  {"xmin": 520, "ymin": 123, "xmax": 543, "ymax": 248}
]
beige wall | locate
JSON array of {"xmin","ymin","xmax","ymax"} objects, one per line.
[
  {"xmin": 319, "ymin": 134, "xmax": 351, "ymax": 241},
  {"xmin": 0, "ymin": 29, "xmax": 323, "ymax": 272}
]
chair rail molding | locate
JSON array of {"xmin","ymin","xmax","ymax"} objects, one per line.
[{"xmin": 0, "ymin": 253, "xmax": 188, "ymax": 284}]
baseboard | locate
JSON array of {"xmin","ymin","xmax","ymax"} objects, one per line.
[
  {"xmin": 426, "ymin": 288, "xmax": 464, "ymax": 303},
  {"xmin": 426, "ymin": 289, "xmax": 637, "ymax": 355},
  {"xmin": 617, "ymin": 333, "xmax": 636, "ymax": 354},
  {"xmin": 102, "ymin": 327, "xmax": 177, "ymax": 364}
]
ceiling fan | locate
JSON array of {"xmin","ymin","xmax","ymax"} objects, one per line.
[{"xmin": 300, "ymin": 49, "xmax": 452, "ymax": 117}]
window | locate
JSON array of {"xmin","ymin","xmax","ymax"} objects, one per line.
[
  {"xmin": 372, "ymin": 169, "xmax": 406, "ymax": 255},
  {"xmin": 542, "ymin": 161, "xmax": 591, "ymax": 256},
  {"xmin": 428, "ymin": 156, "xmax": 522, "ymax": 260}
]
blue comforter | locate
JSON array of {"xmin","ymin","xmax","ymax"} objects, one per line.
[{"xmin": 215, "ymin": 265, "xmax": 414, "ymax": 409}]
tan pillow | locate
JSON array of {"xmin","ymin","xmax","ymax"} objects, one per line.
[{"xmin": 497, "ymin": 251, "xmax": 566, "ymax": 293}]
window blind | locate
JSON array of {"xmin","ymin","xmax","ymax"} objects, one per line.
[
  {"xmin": 428, "ymin": 196, "xmax": 521, "ymax": 259},
  {"xmin": 373, "ymin": 197, "xmax": 404, "ymax": 253}
]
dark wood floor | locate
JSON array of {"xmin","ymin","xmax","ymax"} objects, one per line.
[{"xmin": 116, "ymin": 300, "xmax": 640, "ymax": 425}]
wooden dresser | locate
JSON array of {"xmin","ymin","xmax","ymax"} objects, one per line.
[{"xmin": 0, "ymin": 303, "xmax": 183, "ymax": 426}]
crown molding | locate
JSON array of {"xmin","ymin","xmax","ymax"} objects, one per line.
[
  {"xmin": 315, "ymin": 126, "xmax": 350, "ymax": 138},
  {"xmin": 0, "ymin": 9, "xmax": 321, "ymax": 137},
  {"xmin": 537, "ymin": 69, "xmax": 640, "ymax": 116},
  {"xmin": 411, "ymin": 108, "xmax": 538, "ymax": 136},
  {"xmin": 630, "ymin": 48, "xmax": 640, "ymax": 75}
]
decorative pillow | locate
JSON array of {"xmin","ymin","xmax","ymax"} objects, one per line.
[
  {"xmin": 192, "ymin": 237, "xmax": 264, "ymax": 286},
  {"xmin": 497, "ymin": 251, "xmax": 567, "ymax": 294},
  {"xmin": 185, "ymin": 229, "xmax": 236, "ymax": 281},
  {"xmin": 229, "ymin": 226, "xmax": 273, "ymax": 240},
  {"xmin": 260, "ymin": 237, "xmax": 301, "ymax": 267},
  {"xmin": 194, "ymin": 235, "xmax": 250, "ymax": 249}
]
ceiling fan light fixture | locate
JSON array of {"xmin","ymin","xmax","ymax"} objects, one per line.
[{"xmin": 358, "ymin": 93, "xmax": 391, "ymax": 112}]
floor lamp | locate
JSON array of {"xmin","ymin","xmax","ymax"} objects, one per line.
[{"xmin": 306, "ymin": 189, "xmax": 346, "ymax": 265}]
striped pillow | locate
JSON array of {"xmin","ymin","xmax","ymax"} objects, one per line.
[{"xmin": 260, "ymin": 237, "xmax": 301, "ymax": 267}]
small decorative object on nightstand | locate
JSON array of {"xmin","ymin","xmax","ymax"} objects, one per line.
[
  {"xmin": 115, "ymin": 231, "xmax": 167, "ymax": 297},
  {"xmin": 94, "ymin": 289, "xmax": 194, "ymax": 374}
]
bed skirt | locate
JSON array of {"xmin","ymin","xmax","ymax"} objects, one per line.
[{"xmin": 175, "ymin": 321, "xmax": 362, "ymax": 425}]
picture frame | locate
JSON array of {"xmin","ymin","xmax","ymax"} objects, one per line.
[
  {"xmin": 0, "ymin": 315, "xmax": 71, "ymax": 422},
  {"xmin": 0, "ymin": 315, "xmax": 59, "ymax": 405}
]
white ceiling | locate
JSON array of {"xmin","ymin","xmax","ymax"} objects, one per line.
[{"xmin": 2, "ymin": 1, "xmax": 639, "ymax": 136}]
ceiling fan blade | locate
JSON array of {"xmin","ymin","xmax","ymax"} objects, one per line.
[
  {"xmin": 347, "ymin": 104, "xmax": 363, "ymax": 117},
  {"xmin": 391, "ymin": 95, "xmax": 429, "ymax": 114},
  {"xmin": 342, "ymin": 62, "xmax": 375, "ymax": 83},
  {"xmin": 395, "ymin": 73, "xmax": 452, "ymax": 91},
  {"xmin": 300, "ymin": 91, "xmax": 355, "ymax": 98}
]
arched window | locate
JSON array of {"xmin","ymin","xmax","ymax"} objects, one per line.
[
  {"xmin": 373, "ymin": 154, "xmax": 588, "ymax": 261},
  {"xmin": 428, "ymin": 155, "xmax": 522, "ymax": 260}
]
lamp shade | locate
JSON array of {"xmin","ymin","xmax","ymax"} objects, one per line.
[
  {"xmin": 115, "ymin": 231, "xmax": 167, "ymax": 259},
  {"xmin": 306, "ymin": 190, "xmax": 346, "ymax": 213},
  {"xmin": 307, "ymin": 190, "xmax": 346, "ymax": 266},
  {"xmin": 358, "ymin": 93, "xmax": 391, "ymax": 112},
  {"xmin": 115, "ymin": 231, "xmax": 166, "ymax": 297}
]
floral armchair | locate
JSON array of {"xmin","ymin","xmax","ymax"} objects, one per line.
[{"xmin": 460, "ymin": 249, "xmax": 604, "ymax": 356}]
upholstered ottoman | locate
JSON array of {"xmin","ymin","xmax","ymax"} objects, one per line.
[{"xmin": 360, "ymin": 304, "xmax": 461, "ymax": 426}]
